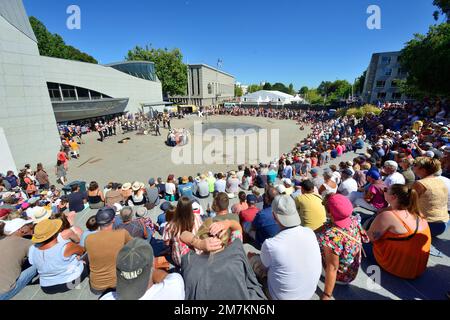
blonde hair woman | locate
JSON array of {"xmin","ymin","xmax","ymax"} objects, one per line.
[{"xmin": 412, "ymin": 157, "xmax": 449, "ymax": 237}]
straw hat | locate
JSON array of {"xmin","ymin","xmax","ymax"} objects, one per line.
[
  {"xmin": 121, "ymin": 183, "xmax": 132, "ymax": 191},
  {"xmin": 32, "ymin": 219, "xmax": 63, "ymax": 243},
  {"xmin": 132, "ymin": 181, "xmax": 144, "ymax": 191},
  {"xmin": 30, "ymin": 206, "xmax": 52, "ymax": 224}
]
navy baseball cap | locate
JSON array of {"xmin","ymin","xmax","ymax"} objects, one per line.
[
  {"xmin": 366, "ymin": 170, "xmax": 381, "ymax": 180},
  {"xmin": 160, "ymin": 201, "xmax": 171, "ymax": 212},
  {"xmin": 246, "ymin": 194, "xmax": 257, "ymax": 204},
  {"xmin": 148, "ymin": 178, "xmax": 155, "ymax": 185}
]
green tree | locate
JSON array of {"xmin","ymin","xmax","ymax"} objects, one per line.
[
  {"xmin": 271, "ymin": 82, "xmax": 290, "ymax": 94},
  {"xmin": 126, "ymin": 45, "xmax": 188, "ymax": 97},
  {"xmin": 263, "ymin": 82, "xmax": 272, "ymax": 90},
  {"xmin": 247, "ymin": 84, "xmax": 262, "ymax": 93},
  {"xmin": 234, "ymin": 85, "xmax": 243, "ymax": 97},
  {"xmin": 307, "ymin": 89, "xmax": 324, "ymax": 105},
  {"xmin": 288, "ymin": 83, "xmax": 295, "ymax": 95},
  {"xmin": 354, "ymin": 71, "xmax": 367, "ymax": 95},
  {"xmin": 433, "ymin": 0, "xmax": 450, "ymax": 21},
  {"xmin": 29, "ymin": 17, "xmax": 97, "ymax": 64},
  {"xmin": 299, "ymin": 86, "xmax": 309, "ymax": 95},
  {"xmin": 399, "ymin": 23, "xmax": 450, "ymax": 98}
]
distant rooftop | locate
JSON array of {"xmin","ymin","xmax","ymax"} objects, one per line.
[{"xmin": 189, "ymin": 63, "xmax": 235, "ymax": 78}]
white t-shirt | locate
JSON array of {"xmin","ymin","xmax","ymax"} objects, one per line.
[
  {"xmin": 260, "ymin": 226, "xmax": 321, "ymax": 300},
  {"xmin": 100, "ymin": 273, "xmax": 185, "ymax": 300},
  {"xmin": 165, "ymin": 182, "xmax": 176, "ymax": 195},
  {"xmin": 331, "ymin": 172, "xmax": 341, "ymax": 185},
  {"xmin": 214, "ymin": 179, "xmax": 226, "ymax": 193},
  {"xmin": 385, "ymin": 172, "xmax": 406, "ymax": 187},
  {"xmin": 338, "ymin": 178, "xmax": 358, "ymax": 197}
]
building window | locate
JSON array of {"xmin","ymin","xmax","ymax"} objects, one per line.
[
  {"xmin": 377, "ymin": 92, "xmax": 387, "ymax": 99},
  {"xmin": 376, "ymin": 80, "xmax": 386, "ymax": 88},
  {"xmin": 384, "ymin": 68, "xmax": 392, "ymax": 76},
  {"xmin": 208, "ymin": 83, "xmax": 213, "ymax": 95},
  {"xmin": 392, "ymin": 92, "xmax": 402, "ymax": 99},
  {"xmin": 381, "ymin": 56, "xmax": 391, "ymax": 64}
]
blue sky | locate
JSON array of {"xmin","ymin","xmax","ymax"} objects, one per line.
[{"xmin": 23, "ymin": 0, "xmax": 439, "ymax": 89}]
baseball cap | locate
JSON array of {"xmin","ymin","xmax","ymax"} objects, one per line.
[
  {"xmin": 95, "ymin": 207, "xmax": 116, "ymax": 226},
  {"xmin": 366, "ymin": 169, "xmax": 381, "ymax": 180},
  {"xmin": 310, "ymin": 168, "xmax": 319, "ymax": 175},
  {"xmin": 246, "ymin": 194, "xmax": 257, "ymax": 204},
  {"xmin": 282, "ymin": 178, "xmax": 292, "ymax": 186},
  {"xmin": 384, "ymin": 160, "xmax": 398, "ymax": 170},
  {"xmin": 276, "ymin": 184, "xmax": 286, "ymax": 194},
  {"xmin": 272, "ymin": 195, "xmax": 301, "ymax": 228},
  {"xmin": 160, "ymin": 201, "xmax": 172, "ymax": 212},
  {"xmin": 148, "ymin": 178, "xmax": 155, "ymax": 185},
  {"xmin": 341, "ymin": 168, "xmax": 353, "ymax": 176},
  {"xmin": 116, "ymin": 238, "xmax": 154, "ymax": 300},
  {"xmin": 425, "ymin": 151, "xmax": 435, "ymax": 158},
  {"xmin": 4, "ymin": 218, "xmax": 33, "ymax": 235}
]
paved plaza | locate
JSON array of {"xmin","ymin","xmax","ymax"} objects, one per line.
[{"xmin": 11, "ymin": 115, "xmax": 450, "ymax": 300}]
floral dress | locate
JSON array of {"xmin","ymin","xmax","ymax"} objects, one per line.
[{"xmin": 316, "ymin": 216, "xmax": 369, "ymax": 283}]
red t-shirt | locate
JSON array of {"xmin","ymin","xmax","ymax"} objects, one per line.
[
  {"xmin": 239, "ymin": 206, "xmax": 259, "ymax": 224},
  {"xmin": 57, "ymin": 152, "xmax": 67, "ymax": 163}
]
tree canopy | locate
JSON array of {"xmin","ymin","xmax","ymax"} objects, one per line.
[
  {"xmin": 400, "ymin": 23, "xmax": 450, "ymax": 98},
  {"xmin": 126, "ymin": 45, "xmax": 188, "ymax": 97},
  {"xmin": 433, "ymin": 0, "xmax": 450, "ymax": 21},
  {"xmin": 234, "ymin": 85, "xmax": 243, "ymax": 97},
  {"xmin": 29, "ymin": 17, "xmax": 97, "ymax": 64}
]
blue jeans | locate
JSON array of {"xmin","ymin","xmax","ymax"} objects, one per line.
[{"xmin": 0, "ymin": 265, "xmax": 37, "ymax": 300}]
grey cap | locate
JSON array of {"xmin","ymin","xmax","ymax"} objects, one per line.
[
  {"xmin": 116, "ymin": 238, "xmax": 153, "ymax": 300},
  {"xmin": 95, "ymin": 207, "xmax": 116, "ymax": 226},
  {"xmin": 272, "ymin": 195, "xmax": 301, "ymax": 228}
]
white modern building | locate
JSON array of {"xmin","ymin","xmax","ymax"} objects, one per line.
[
  {"xmin": 0, "ymin": 0, "xmax": 165, "ymax": 172},
  {"xmin": 0, "ymin": 0, "xmax": 61, "ymax": 171},
  {"xmin": 240, "ymin": 90, "xmax": 306, "ymax": 106},
  {"xmin": 41, "ymin": 58, "xmax": 164, "ymax": 122}
]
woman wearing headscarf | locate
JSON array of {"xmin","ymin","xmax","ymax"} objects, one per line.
[{"xmin": 316, "ymin": 194, "xmax": 369, "ymax": 300}]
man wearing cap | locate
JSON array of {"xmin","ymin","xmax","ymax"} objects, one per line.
[
  {"xmin": 282, "ymin": 178, "xmax": 294, "ymax": 196},
  {"xmin": 310, "ymin": 168, "xmax": 324, "ymax": 191},
  {"xmin": 294, "ymin": 180, "xmax": 327, "ymax": 232},
  {"xmin": 0, "ymin": 219, "xmax": 36, "ymax": 300},
  {"xmin": 337, "ymin": 169, "xmax": 358, "ymax": 197},
  {"xmin": 383, "ymin": 160, "xmax": 405, "ymax": 188},
  {"xmin": 178, "ymin": 176, "xmax": 194, "ymax": 199},
  {"xmin": 353, "ymin": 170, "xmax": 387, "ymax": 212},
  {"xmin": 248, "ymin": 195, "xmax": 322, "ymax": 300},
  {"xmin": 85, "ymin": 207, "xmax": 132, "ymax": 294},
  {"xmin": 246, "ymin": 187, "xmax": 281, "ymax": 250},
  {"xmin": 239, "ymin": 194, "xmax": 259, "ymax": 225},
  {"xmin": 100, "ymin": 238, "xmax": 185, "ymax": 300}
]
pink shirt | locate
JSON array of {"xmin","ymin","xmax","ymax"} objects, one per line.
[{"xmin": 336, "ymin": 145, "xmax": 343, "ymax": 156}]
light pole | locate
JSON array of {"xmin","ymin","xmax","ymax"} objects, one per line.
[{"xmin": 216, "ymin": 59, "xmax": 222, "ymax": 108}]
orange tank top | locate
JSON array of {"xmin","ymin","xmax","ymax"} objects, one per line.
[{"xmin": 373, "ymin": 211, "xmax": 431, "ymax": 279}]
